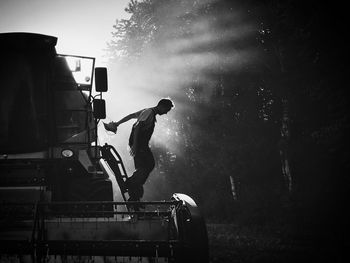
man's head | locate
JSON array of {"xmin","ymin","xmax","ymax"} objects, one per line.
[{"xmin": 156, "ymin": 98, "xmax": 174, "ymax": 115}]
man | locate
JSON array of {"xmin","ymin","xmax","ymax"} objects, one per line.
[{"xmin": 104, "ymin": 98, "xmax": 174, "ymax": 208}]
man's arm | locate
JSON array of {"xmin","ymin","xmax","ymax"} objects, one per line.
[
  {"xmin": 114, "ymin": 111, "xmax": 140, "ymax": 126},
  {"xmin": 130, "ymin": 124, "xmax": 140, "ymax": 156},
  {"xmin": 103, "ymin": 110, "xmax": 142, "ymax": 133}
]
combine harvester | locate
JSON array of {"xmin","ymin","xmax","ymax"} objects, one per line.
[{"xmin": 0, "ymin": 33, "xmax": 209, "ymax": 263}]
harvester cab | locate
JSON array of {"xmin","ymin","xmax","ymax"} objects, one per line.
[{"xmin": 0, "ymin": 33, "xmax": 209, "ymax": 263}]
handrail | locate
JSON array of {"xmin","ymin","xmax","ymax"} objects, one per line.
[{"xmin": 39, "ymin": 200, "xmax": 179, "ymax": 205}]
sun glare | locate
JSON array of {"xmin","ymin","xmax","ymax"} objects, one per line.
[{"xmin": 99, "ymin": 0, "xmax": 256, "ymax": 173}]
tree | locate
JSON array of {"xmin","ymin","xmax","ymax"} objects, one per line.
[
  {"xmin": 253, "ymin": 1, "xmax": 348, "ymax": 239},
  {"xmin": 106, "ymin": 0, "xmax": 348, "ymax": 229}
]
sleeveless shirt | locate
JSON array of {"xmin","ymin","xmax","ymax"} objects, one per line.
[{"xmin": 129, "ymin": 108, "xmax": 156, "ymax": 149}]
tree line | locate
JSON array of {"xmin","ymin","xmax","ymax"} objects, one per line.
[{"xmin": 106, "ymin": 0, "xmax": 347, "ymax": 235}]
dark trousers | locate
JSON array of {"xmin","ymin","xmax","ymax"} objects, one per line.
[{"xmin": 127, "ymin": 147, "xmax": 155, "ymax": 201}]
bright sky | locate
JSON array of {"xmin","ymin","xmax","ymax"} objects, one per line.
[{"xmin": 0, "ymin": 0, "xmax": 130, "ymax": 66}]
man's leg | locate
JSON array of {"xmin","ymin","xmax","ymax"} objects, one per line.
[
  {"xmin": 127, "ymin": 147, "xmax": 155, "ymax": 201},
  {"xmin": 138, "ymin": 147, "xmax": 155, "ymax": 186}
]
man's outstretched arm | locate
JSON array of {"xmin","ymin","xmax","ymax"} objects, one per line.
[
  {"xmin": 104, "ymin": 110, "xmax": 141, "ymax": 133},
  {"xmin": 114, "ymin": 111, "xmax": 140, "ymax": 126}
]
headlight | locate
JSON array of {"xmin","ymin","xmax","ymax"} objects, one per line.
[{"xmin": 61, "ymin": 149, "xmax": 74, "ymax": 158}]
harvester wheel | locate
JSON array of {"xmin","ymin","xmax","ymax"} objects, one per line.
[{"xmin": 172, "ymin": 193, "xmax": 209, "ymax": 263}]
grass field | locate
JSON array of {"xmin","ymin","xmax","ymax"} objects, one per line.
[{"xmin": 206, "ymin": 223, "xmax": 342, "ymax": 263}]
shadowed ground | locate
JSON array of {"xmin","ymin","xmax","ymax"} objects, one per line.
[{"xmin": 207, "ymin": 223, "xmax": 343, "ymax": 263}]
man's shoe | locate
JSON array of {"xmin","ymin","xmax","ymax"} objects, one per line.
[{"xmin": 103, "ymin": 122, "xmax": 118, "ymax": 133}]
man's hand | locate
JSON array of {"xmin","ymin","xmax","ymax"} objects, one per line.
[{"xmin": 103, "ymin": 121, "xmax": 118, "ymax": 133}]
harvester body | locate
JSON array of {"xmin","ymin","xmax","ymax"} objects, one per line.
[{"xmin": 0, "ymin": 33, "xmax": 208, "ymax": 262}]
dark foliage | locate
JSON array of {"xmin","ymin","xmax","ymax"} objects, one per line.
[{"xmin": 107, "ymin": 0, "xmax": 347, "ymax": 252}]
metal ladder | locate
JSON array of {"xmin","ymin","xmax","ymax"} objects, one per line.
[{"xmin": 100, "ymin": 143, "xmax": 129, "ymax": 202}]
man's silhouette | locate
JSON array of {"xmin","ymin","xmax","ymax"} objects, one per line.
[{"xmin": 104, "ymin": 98, "xmax": 174, "ymax": 208}]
